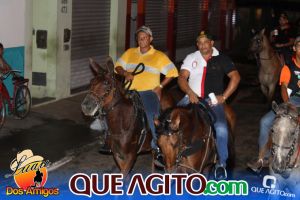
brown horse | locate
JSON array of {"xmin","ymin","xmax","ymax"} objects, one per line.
[
  {"xmin": 156, "ymin": 103, "xmax": 235, "ymax": 174},
  {"xmin": 249, "ymin": 29, "xmax": 282, "ymax": 102},
  {"xmin": 81, "ymin": 57, "xmax": 152, "ymax": 177},
  {"xmin": 81, "ymin": 57, "xmax": 183, "ymax": 176}
]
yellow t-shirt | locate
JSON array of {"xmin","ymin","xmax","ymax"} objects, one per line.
[{"xmin": 115, "ymin": 46, "xmax": 178, "ymax": 91}]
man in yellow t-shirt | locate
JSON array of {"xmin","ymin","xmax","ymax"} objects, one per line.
[{"xmin": 115, "ymin": 26, "xmax": 178, "ymax": 167}]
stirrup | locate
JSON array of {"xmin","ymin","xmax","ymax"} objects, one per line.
[{"xmin": 214, "ymin": 165, "xmax": 227, "ymax": 180}]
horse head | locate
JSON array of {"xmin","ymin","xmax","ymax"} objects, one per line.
[
  {"xmin": 249, "ymin": 28, "xmax": 267, "ymax": 54},
  {"xmin": 156, "ymin": 105, "xmax": 213, "ymax": 173},
  {"xmin": 156, "ymin": 108, "xmax": 183, "ymax": 172},
  {"xmin": 271, "ymin": 101, "xmax": 300, "ymax": 175},
  {"xmin": 81, "ymin": 57, "xmax": 123, "ymax": 117}
]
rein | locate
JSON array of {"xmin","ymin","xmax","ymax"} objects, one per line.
[
  {"xmin": 272, "ymin": 113, "xmax": 300, "ymax": 169},
  {"xmin": 124, "ymin": 63, "xmax": 145, "ymax": 92},
  {"xmin": 92, "ymin": 63, "xmax": 145, "ymax": 115},
  {"xmin": 168, "ymin": 126, "xmax": 212, "ymax": 173},
  {"xmin": 175, "ymin": 126, "xmax": 214, "ymax": 173}
]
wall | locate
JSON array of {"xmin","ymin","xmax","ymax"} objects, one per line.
[
  {"xmin": 109, "ymin": 0, "xmax": 127, "ymax": 62},
  {"xmin": 0, "ymin": 0, "xmax": 28, "ymax": 96},
  {"xmin": 31, "ymin": 0, "xmax": 72, "ymax": 99}
]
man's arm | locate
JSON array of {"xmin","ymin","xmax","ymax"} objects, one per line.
[
  {"xmin": 0, "ymin": 57, "xmax": 11, "ymax": 73},
  {"xmin": 153, "ymin": 77, "xmax": 174, "ymax": 100},
  {"xmin": 280, "ymin": 83, "xmax": 289, "ymax": 102},
  {"xmin": 217, "ymin": 70, "xmax": 240, "ymax": 103},
  {"xmin": 275, "ymin": 38, "xmax": 295, "ymax": 48},
  {"xmin": 178, "ymin": 69, "xmax": 199, "ymax": 103}
]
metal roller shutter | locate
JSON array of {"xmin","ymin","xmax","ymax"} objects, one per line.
[
  {"xmin": 71, "ymin": 0, "xmax": 111, "ymax": 90},
  {"xmin": 145, "ymin": 0, "xmax": 168, "ymax": 51},
  {"xmin": 208, "ymin": 0, "xmax": 221, "ymax": 41},
  {"xmin": 176, "ymin": 0, "xmax": 202, "ymax": 48}
]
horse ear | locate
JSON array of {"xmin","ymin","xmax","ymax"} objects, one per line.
[
  {"xmin": 105, "ymin": 56, "xmax": 115, "ymax": 74},
  {"xmin": 251, "ymin": 28, "xmax": 256, "ymax": 34},
  {"xmin": 272, "ymin": 101, "xmax": 279, "ymax": 113},
  {"xmin": 89, "ymin": 58, "xmax": 106, "ymax": 75},
  {"xmin": 260, "ymin": 28, "xmax": 265, "ymax": 36}
]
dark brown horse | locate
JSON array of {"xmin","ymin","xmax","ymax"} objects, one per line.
[
  {"xmin": 249, "ymin": 29, "xmax": 282, "ymax": 102},
  {"xmin": 81, "ymin": 57, "xmax": 152, "ymax": 176},
  {"xmin": 156, "ymin": 104, "xmax": 235, "ymax": 174},
  {"xmin": 81, "ymin": 57, "xmax": 183, "ymax": 176}
]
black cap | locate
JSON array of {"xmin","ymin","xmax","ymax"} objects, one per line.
[{"xmin": 197, "ymin": 31, "xmax": 214, "ymax": 41}]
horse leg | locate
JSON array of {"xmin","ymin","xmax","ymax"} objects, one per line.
[
  {"xmin": 113, "ymin": 152, "xmax": 136, "ymax": 178},
  {"xmin": 267, "ymin": 84, "xmax": 276, "ymax": 103},
  {"xmin": 260, "ymin": 84, "xmax": 269, "ymax": 100}
]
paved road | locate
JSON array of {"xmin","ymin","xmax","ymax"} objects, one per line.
[{"xmin": 0, "ymin": 62, "xmax": 273, "ymax": 193}]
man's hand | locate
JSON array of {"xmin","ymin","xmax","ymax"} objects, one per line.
[
  {"xmin": 124, "ymin": 71, "xmax": 134, "ymax": 81},
  {"xmin": 216, "ymin": 95, "xmax": 226, "ymax": 104},
  {"xmin": 187, "ymin": 90, "xmax": 199, "ymax": 104},
  {"xmin": 153, "ymin": 86, "xmax": 162, "ymax": 100}
]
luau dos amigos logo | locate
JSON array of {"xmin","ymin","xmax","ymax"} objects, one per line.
[{"xmin": 6, "ymin": 149, "xmax": 59, "ymax": 197}]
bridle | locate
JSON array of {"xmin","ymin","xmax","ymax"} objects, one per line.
[
  {"xmin": 88, "ymin": 74, "xmax": 121, "ymax": 116},
  {"xmin": 88, "ymin": 63, "xmax": 145, "ymax": 116},
  {"xmin": 161, "ymin": 118, "xmax": 215, "ymax": 173},
  {"xmin": 271, "ymin": 113, "xmax": 300, "ymax": 170}
]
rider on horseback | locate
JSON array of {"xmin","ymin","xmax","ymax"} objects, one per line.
[
  {"xmin": 248, "ymin": 36, "xmax": 300, "ymax": 172},
  {"xmin": 114, "ymin": 26, "xmax": 178, "ymax": 167},
  {"xmin": 177, "ymin": 31, "xmax": 240, "ymax": 180},
  {"xmin": 271, "ymin": 12, "xmax": 297, "ymax": 64}
]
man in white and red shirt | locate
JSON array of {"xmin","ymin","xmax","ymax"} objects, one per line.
[{"xmin": 178, "ymin": 31, "xmax": 240, "ymax": 180}]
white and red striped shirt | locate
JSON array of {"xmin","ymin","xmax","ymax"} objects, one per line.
[{"xmin": 180, "ymin": 47, "xmax": 219, "ymax": 97}]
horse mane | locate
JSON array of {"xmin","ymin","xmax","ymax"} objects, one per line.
[{"xmin": 158, "ymin": 104, "xmax": 210, "ymax": 138}]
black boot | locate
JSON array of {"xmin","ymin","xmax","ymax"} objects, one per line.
[{"xmin": 153, "ymin": 148, "xmax": 165, "ymax": 168}]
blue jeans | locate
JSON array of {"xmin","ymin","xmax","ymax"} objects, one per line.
[
  {"xmin": 138, "ymin": 90, "xmax": 160, "ymax": 149},
  {"xmin": 178, "ymin": 96, "xmax": 229, "ymax": 166},
  {"xmin": 259, "ymin": 96, "xmax": 300, "ymax": 151}
]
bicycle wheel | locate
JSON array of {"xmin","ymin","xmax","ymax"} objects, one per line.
[
  {"xmin": 0, "ymin": 95, "xmax": 5, "ymax": 129},
  {"xmin": 14, "ymin": 85, "xmax": 31, "ymax": 119}
]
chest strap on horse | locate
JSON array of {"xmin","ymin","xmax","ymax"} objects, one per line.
[{"xmin": 180, "ymin": 139, "xmax": 205, "ymax": 158}]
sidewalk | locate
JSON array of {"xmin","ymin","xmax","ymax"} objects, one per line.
[
  {"xmin": 0, "ymin": 92, "xmax": 101, "ymax": 173},
  {"xmin": 1, "ymin": 92, "xmax": 88, "ymax": 137}
]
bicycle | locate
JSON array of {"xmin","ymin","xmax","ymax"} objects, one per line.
[{"xmin": 0, "ymin": 70, "xmax": 32, "ymax": 129}]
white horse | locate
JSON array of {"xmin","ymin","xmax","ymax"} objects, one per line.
[{"xmin": 269, "ymin": 102, "xmax": 300, "ymax": 199}]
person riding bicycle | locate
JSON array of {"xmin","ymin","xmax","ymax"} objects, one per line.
[
  {"xmin": 0, "ymin": 43, "xmax": 12, "ymax": 74},
  {"xmin": 113, "ymin": 26, "xmax": 178, "ymax": 167},
  {"xmin": 248, "ymin": 36, "xmax": 300, "ymax": 172}
]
